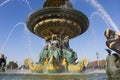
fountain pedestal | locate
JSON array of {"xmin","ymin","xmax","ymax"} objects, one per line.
[{"xmin": 26, "ymin": 0, "xmax": 89, "ymax": 73}]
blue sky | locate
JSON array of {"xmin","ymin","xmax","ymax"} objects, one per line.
[{"xmin": 0, "ymin": 0, "xmax": 120, "ymax": 66}]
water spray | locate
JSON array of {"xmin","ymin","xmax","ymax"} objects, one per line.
[
  {"xmin": 1, "ymin": 22, "xmax": 25, "ymax": 53},
  {"xmin": 0, "ymin": 0, "xmax": 33, "ymax": 53},
  {"xmin": 0, "ymin": 0, "xmax": 12, "ymax": 7},
  {"xmin": 87, "ymin": 0, "xmax": 120, "ymax": 32},
  {"xmin": 23, "ymin": 0, "xmax": 33, "ymax": 12},
  {"xmin": 90, "ymin": 11, "xmax": 112, "ymax": 29},
  {"xmin": 24, "ymin": 25, "xmax": 33, "ymax": 58},
  {"xmin": 0, "ymin": 0, "xmax": 33, "ymax": 12}
]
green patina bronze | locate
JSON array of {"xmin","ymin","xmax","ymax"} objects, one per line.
[{"xmin": 26, "ymin": 0, "xmax": 89, "ymax": 73}]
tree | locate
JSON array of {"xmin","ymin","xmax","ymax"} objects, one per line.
[{"xmin": 7, "ymin": 61, "xmax": 18, "ymax": 69}]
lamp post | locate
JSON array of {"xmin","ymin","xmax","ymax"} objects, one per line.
[{"xmin": 96, "ymin": 52, "xmax": 99, "ymax": 69}]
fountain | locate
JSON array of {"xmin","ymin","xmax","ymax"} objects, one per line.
[{"xmin": 26, "ymin": 0, "xmax": 89, "ymax": 73}]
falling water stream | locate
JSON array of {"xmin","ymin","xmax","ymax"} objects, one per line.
[
  {"xmin": 0, "ymin": 0, "xmax": 11, "ymax": 7},
  {"xmin": 86, "ymin": 0, "xmax": 120, "ymax": 32},
  {"xmin": 0, "ymin": 0, "xmax": 33, "ymax": 12},
  {"xmin": 0, "ymin": 0, "xmax": 33, "ymax": 54},
  {"xmin": 1, "ymin": 22, "xmax": 25, "ymax": 53}
]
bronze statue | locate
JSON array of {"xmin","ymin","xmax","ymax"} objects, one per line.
[
  {"xmin": 105, "ymin": 28, "xmax": 120, "ymax": 53},
  {"xmin": 105, "ymin": 28, "xmax": 120, "ymax": 79},
  {"xmin": 0, "ymin": 54, "xmax": 6, "ymax": 72}
]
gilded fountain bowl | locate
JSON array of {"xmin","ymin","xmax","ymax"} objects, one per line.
[{"xmin": 26, "ymin": 7, "xmax": 89, "ymax": 39}]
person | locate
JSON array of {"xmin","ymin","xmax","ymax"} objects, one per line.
[
  {"xmin": 39, "ymin": 47, "xmax": 49, "ymax": 64},
  {"xmin": 39, "ymin": 37, "xmax": 52, "ymax": 63},
  {"xmin": 46, "ymin": 34, "xmax": 61, "ymax": 62},
  {"xmin": 45, "ymin": 37, "xmax": 51, "ymax": 49},
  {"xmin": 63, "ymin": 36, "xmax": 70, "ymax": 49},
  {"xmin": 51, "ymin": 34, "xmax": 60, "ymax": 49}
]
